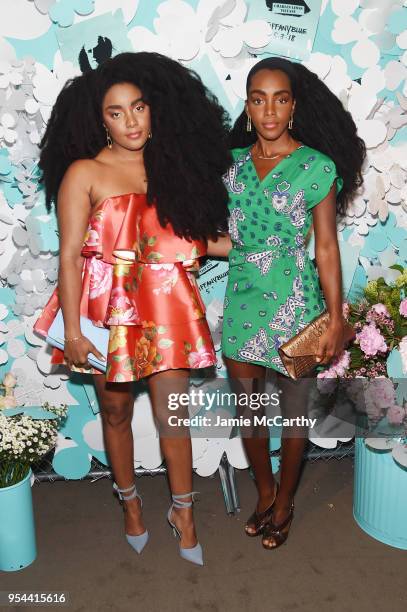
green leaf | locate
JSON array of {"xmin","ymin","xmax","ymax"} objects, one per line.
[
  {"xmin": 157, "ymin": 325, "xmax": 167, "ymax": 334},
  {"xmin": 147, "ymin": 251, "xmax": 164, "ymax": 262},
  {"xmin": 191, "ymin": 246, "xmax": 199, "ymax": 259},
  {"xmin": 176, "ymin": 252, "xmax": 186, "ymax": 261},
  {"xmin": 123, "ymin": 357, "xmax": 134, "ymax": 371},
  {"xmin": 114, "ymin": 373, "xmax": 126, "ymax": 382},
  {"xmin": 390, "ymin": 264, "xmax": 404, "ymax": 273},
  {"xmin": 184, "ymin": 341, "xmax": 192, "ymax": 352},
  {"xmin": 196, "ymin": 336, "xmax": 204, "ymax": 350},
  {"xmin": 158, "ymin": 338, "xmax": 174, "ymax": 349},
  {"xmin": 147, "ymin": 236, "xmax": 157, "ymax": 246},
  {"xmin": 112, "ymin": 355, "xmax": 127, "ymax": 363}
]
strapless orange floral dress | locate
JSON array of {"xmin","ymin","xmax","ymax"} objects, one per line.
[{"xmin": 34, "ymin": 193, "xmax": 216, "ymax": 382}]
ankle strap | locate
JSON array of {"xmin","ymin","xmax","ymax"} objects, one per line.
[
  {"xmin": 113, "ymin": 482, "xmax": 138, "ymax": 501},
  {"xmin": 171, "ymin": 491, "xmax": 199, "ymax": 508}
]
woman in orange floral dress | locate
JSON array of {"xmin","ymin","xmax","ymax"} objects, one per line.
[{"xmin": 34, "ymin": 52, "xmax": 232, "ymax": 565}]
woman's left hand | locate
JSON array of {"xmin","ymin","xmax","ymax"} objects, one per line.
[{"xmin": 316, "ymin": 320, "xmax": 344, "ymax": 365}]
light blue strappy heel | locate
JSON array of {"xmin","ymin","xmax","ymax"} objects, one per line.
[
  {"xmin": 113, "ymin": 482, "xmax": 149, "ymax": 554},
  {"xmin": 167, "ymin": 492, "xmax": 203, "ymax": 566}
]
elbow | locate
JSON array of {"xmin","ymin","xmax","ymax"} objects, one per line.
[{"xmin": 315, "ymin": 243, "xmax": 340, "ymax": 264}]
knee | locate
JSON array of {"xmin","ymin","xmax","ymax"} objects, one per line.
[{"xmin": 101, "ymin": 401, "xmax": 133, "ymax": 429}]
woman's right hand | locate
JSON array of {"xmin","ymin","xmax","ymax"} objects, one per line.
[{"xmin": 64, "ymin": 335, "xmax": 106, "ymax": 369}]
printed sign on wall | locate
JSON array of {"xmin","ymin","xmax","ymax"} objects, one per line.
[
  {"xmin": 248, "ymin": 0, "xmax": 322, "ymax": 60},
  {"xmin": 56, "ymin": 10, "xmax": 132, "ymax": 72}
]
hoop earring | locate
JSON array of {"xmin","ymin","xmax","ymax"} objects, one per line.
[
  {"xmin": 288, "ymin": 114, "xmax": 294, "ymax": 130},
  {"xmin": 104, "ymin": 126, "xmax": 113, "ymax": 149},
  {"xmin": 246, "ymin": 115, "xmax": 252, "ymax": 132}
]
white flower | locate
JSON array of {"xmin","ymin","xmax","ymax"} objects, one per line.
[
  {"xmin": 332, "ymin": 4, "xmax": 380, "ymax": 69},
  {"xmin": 1, "ymin": 1, "xmax": 50, "ymax": 39},
  {"xmin": 0, "ymin": 60, "xmax": 23, "ymax": 89},
  {"xmin": 0, "ymin": 112, "xmax": 17, "ymax": 144},
  {"xmin": 128, "ymin": 0, "xmax": 271, "ymax": 62},
  {"xmin": 33, "ymin": 53, "xmax": 79, "ymax": 123},
  {"xmin": 305, "ymin": 54, "xmax": 351, "ymax": 98}
]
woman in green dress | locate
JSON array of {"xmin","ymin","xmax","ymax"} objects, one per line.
[{"xmin": 212, "ymin": 57, "xmax": 365, "ymax": 549}]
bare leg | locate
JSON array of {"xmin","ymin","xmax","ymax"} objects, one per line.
[
  {"xmin": 263, "ymin": 372, "xmax": 313, "ymax": 548},
  {"xmin": 93, "ymin": 375, "xmax": 145, "ymax": 536},
  {"xmin": 223, "ymin": 357, "xmax": 277, "ymax": 534},
  {"xmin": 147, "ymin": 368, "xmax": 197, "ymax": 549}
]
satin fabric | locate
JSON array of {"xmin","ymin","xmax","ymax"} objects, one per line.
[{"xmin": 34, "ymin": 194, "xmax": 216, "ymax": 382}]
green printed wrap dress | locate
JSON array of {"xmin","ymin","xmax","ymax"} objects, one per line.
[{"xmin": 221, "ymin": 144, "xmax": 343, "ymax": 375}]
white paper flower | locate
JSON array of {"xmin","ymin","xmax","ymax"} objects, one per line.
[
  {"xmin": 1, "ymin": 1, "xmax": 50, "ymax": 39},
  {"xmin": 211, "ymin": 19, "xmax": 270, "ymax": 58},
  {"xmin": 331, "ymin": 6, "xmax": 381, "ymax": 70},
  {"xmin": 129, "ymin": 0, "xmax": 271, "ymax": 62},
  {"xmin": 0, "ymin": 60, "xmax": 23, "ymax": 89},
  {"xmin": 129, "ymin": 0, "xmax": 201, "ymax": 60},
  {"xmin": 331, "ymin": 0, "xmax": 359, "ymax": 17},
  {"xmin": 0, "ymin": 318, "xmax": 27, "ymax": 364},
  {"xmin": 79, "ymin": 0, "xmax": 139, "ymax": 24},
  {"xmin": 384, "ymin": 59, "xmax": 407, "ymax": 91},
  {"xmin": 33, "ymin": 53, "xmax": 79, "ymax": 123}
]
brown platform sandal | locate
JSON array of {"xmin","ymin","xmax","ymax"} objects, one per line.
[
  {"xmin": 261, "ymin": 501, "xmax": 294, "ymax": 549},
  {"xmin": 245, "ymin": 482, "xmax": 279, "ymax": 537}
]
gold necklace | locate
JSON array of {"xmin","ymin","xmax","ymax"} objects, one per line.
[{"xmin": 255, "ymin": 143, "xmax": 283, "ymax": 160}]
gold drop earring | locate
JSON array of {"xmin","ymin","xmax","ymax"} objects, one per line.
[
  {"xmin": 103, "ymin": 124, "xmax": 113, "ymax": 149},
  {"xmin": 246, "ymin": 115, "xmax": 252, "ymax": 132}
]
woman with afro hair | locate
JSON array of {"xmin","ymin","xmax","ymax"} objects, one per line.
[
  {"xmin": 217, "ymin": 57, "xmax": 365, "ymax": 550},
  {"xmin": 34, "ymin": 52, "xmax": 232, "ymax": 566}
]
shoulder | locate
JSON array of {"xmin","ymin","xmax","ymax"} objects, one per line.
[
  {"xmin": 230, "ymin": 146, "xmax": 251, "ymax": 162},
  {"xmin": 300, "ymin": 146, "xmax": 343, "ymax": 206},
  {"xmin": 62, "ymin": 158, "xmax": 97, "ymax": 184},
  {"xmin": 60, "ymin": 158, "xmax": 103, "ymax": 196},
  {"xmin": 300, "ymin": 145, "xmax": 337, "ymax": 172}
]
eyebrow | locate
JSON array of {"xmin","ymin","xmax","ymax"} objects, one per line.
[
  {"xmin": 249, "ymin": 89, "xmax": 291, "ymax": 96},
  {"xmin": 105, "ymin": 98, "xmax": 144, "ymax": 110}
]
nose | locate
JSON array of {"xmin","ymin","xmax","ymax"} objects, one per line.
[
  {"xmin": 264, "ymin": 99, "xmax": 276, "ymax": 116},
  {"xmin": 125, "ymin": 111, "xmax": 137, "ymax": 127}
]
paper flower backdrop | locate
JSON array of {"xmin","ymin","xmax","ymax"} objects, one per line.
[{"xmin": 0, "ymin": 0, "xmax": 406, "ymax": 475}]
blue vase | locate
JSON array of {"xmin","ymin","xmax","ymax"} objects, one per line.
[
  {"xmin": 0, "ymin": 469, "xmax": 37, "ymax": 571},
  {"xmin": 353, "ymin": 437, "xmax": 407, "ymax": 550}
]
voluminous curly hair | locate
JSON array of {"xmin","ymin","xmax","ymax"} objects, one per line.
[
  {"xmin": 39, "ymin": 52, "xmax": 232, "ymax": 240},
  {"xmin": 229, "ymin": 57, "xmax": 366, "ymax": 216}
]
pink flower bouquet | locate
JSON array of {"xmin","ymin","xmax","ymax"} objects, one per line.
[{"xmin": 317, "ymin": 268, "xmax": 407, "ymax": 437}]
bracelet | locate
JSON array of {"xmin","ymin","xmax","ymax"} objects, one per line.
[{"xmin": 64, "ymin": 335, "xmax": 83, "ymax": 343}]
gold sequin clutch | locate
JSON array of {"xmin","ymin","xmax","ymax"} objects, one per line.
[{"xmin": 278, "ymin": 311, "xmax": 355, "ymax": 380}]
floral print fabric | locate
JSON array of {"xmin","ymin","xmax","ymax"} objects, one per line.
[
  {"xmin": 221, "ymin": 145, "xmax": 343, "ymax": 374},
  {"xmin": 34, "ymin": 194, "xmax": 216, "ymax": 382}
]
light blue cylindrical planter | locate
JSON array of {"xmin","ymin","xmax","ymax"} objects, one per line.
[
  {"xmin": 0, "ymin": 469, "xmax": 37, "ymax": 571},
  {"xmin": 353, "ymin": 437, "xmax": 407, "ymax": 550}
]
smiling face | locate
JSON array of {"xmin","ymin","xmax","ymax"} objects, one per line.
[
  {"xmin": 102, "ymin": 82, "xmax": 151, "ymax": 152},
  {"xmin": 246, "ymin": 68, "xmax": 295, "ymax": 141}
]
